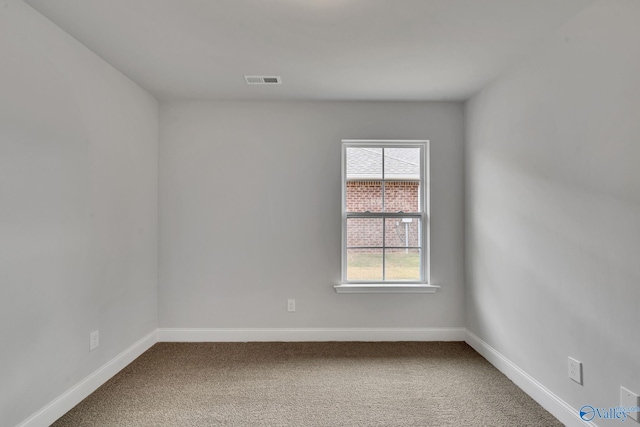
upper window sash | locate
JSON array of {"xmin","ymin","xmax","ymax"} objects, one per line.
[{"xmin": 343, "ymin": 141, "xmax": 425, "ymax": 215}]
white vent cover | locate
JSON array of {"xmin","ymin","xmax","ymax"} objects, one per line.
[{"xmin": 244, "ymin": 75, "xmax": 281, "ymax": 85}]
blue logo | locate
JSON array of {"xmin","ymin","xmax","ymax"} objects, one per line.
[
  {"xmin": 580, "ymin": 405, "xmax": 640, "ymax": 422},
  {"xmin": 580, "ymin": 406, "xmax": 596, "ymax": 422}
]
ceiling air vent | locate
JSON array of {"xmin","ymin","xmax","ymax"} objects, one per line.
[{"xmin": 244, "ymin": 75, "xmax": 281, "ymax": 85}]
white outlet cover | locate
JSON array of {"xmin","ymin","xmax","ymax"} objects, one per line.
[
  {"xmin": 287, "ymin": 299, "xmax": 295, "ymax": 312},
  {"xmin": 621, "ymin": 387, "xmax": 640, "ymax": 422},
  {"xmin": 568, "ymin": 357, "xmax": 582, "ymax": 384},
  {"xmin": 90, "ymin": 330, "xmax": 99, "ymax": 351}
]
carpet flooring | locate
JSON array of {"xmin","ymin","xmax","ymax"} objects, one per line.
[{"xmin": 52, "ymin": 342, "xmax": 562, "ymax": 426}]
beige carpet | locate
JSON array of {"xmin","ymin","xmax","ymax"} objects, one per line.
[{"xmin": 53, "ymin": 342, "xmax": 562, "ymax": 426}]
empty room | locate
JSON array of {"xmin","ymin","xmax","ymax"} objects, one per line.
[{"xmin": 1, "ymin": 0, "xmax": 639, "ymax": 426}]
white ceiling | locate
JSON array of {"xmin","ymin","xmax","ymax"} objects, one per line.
[{"xmin": 24, "ymin": 0, "xmax": 592, "ymax": 101}]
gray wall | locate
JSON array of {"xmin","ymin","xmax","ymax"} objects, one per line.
[
  {"xmin": 0, "ymin": 2, "xmax": 158, "ymax": 426},
  {"xmin": 465, "ymin": 0, "xmax": 640, "ymax": 419},
  {"xmin": 159, "ymin": 101, "xmax": 465, "ymax": 328}
]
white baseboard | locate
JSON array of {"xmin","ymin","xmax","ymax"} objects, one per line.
[
  {"xmin": 158, "ymin": 327, "xmax": 466, "ymax": 342},
  {"xmin": 464, "ymin": 329, "xmax": 591, "ymax": 427},
  {"xmin": 17, "ymin": 330, "xmax": 158, "ymax": 427}
]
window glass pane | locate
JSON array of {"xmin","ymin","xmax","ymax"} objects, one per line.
[
  {"xmin": 384, "ymin": 249, "xmax": 421, "ymax": 281},
  {"xmin": 383, "ymin": 181, "xmax": 420, "ymax": 213},
  {"xmin": 347, "ymin": 249, "xmax": 382, "ymax": 281},
  {"xmin": 346, "ymin": 147, "xmax": 382, "ymax": 212},
  {"xmin": 385, "ymin": 217, "xmax": 421, "ymax": 248},
  {"xmin": 383, "ymin": 147, "xmax": 421, "ymax": 213},
  {"xmin": 346, "ymin": 147, "xmax": 382, "ymax": 180},
  {"xmin": 346, "ymin": 181, "xmax": 382, "ymax": 212},
  {"xmin": 347, "ymin": 218, "xmax": 383, "ymax": 248}
]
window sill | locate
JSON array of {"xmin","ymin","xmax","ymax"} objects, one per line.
[{"xmin": 333, "ymin": 284, "xmax": 440, "ymax": 294}]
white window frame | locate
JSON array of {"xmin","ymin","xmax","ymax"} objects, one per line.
[{"xmin": 334, "ymin": 140, "xmax": 439, "ymax": 294}]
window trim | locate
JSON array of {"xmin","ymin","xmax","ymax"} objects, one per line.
[{"xmin": 335, "ymin": 140, "xmax": 438, "ymax": 294}]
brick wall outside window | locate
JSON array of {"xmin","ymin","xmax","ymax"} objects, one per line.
[{"xmin": 346, "ymin": 181, "xmax": 420, "ymax": 252}]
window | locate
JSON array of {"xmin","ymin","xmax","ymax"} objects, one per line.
[{"xmin": 335, "ymin": 140, "xmax": 437, "ymax": 293}]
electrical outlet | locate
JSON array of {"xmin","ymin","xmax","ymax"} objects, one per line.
[
  {"xmin": 90, "ymin": 330, "xmax": 99, "ymax": 351},
  {"xmin": 287, "ymin": 299, "xmax": 295, "ymax": 312},
  {"xmin": 621, "ymin": 387, "xmax": 640, "ymax": 422},
  {"xmin": 568, "ymin": 357, "xmax": 582, "ymax": 384}
]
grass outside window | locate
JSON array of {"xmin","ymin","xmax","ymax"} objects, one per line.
[{"xmin": 347, "ymin": 251, "xmax": 420, "ymax": 281}]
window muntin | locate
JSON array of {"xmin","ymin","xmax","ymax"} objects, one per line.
[{"xmin": 342, "ymin": 141, "xmax": 428, "ymax": 284}]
